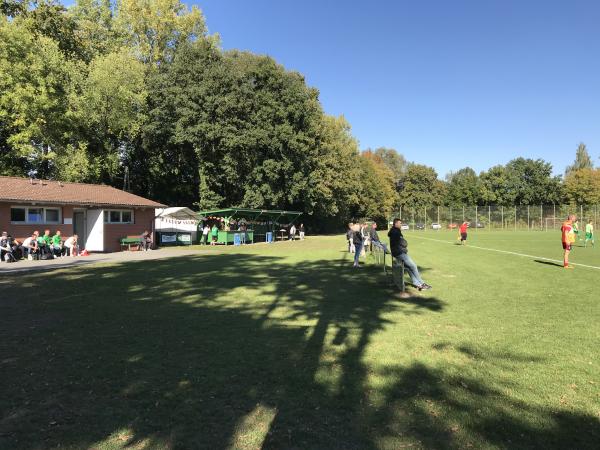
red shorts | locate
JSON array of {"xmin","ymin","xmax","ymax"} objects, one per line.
[{"xmin": 562, "ymin": 242, "xmax": 571, "ymax": 251}]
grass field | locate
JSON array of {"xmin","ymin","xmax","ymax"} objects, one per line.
[{"xmin": 1, "ymin": 231, "xmax": 598, "ymax": 449}]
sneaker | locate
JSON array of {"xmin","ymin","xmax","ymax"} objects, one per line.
[
  {"xmin": 418, "ymin": 283, "xmax": 432, "ymax": 290},
  {"xmin": 564, "ymin": 265, "xmax": 574, "ymax": 269},
  {"xmin": 28, "ymin": 254, "xmax": 33, "ymax": 261}
]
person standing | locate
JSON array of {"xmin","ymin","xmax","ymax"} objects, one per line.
[
  {"xmin": 573, "ymin": 219, "xmax": 581, "ymax": 242},
  {"xmin": 202, "ymin": 224, "xmax": 210, "ymax": 245},
  {"xmin": 561, "ymin": 214, "xmax": 577, "ymax": 269},
  {"xmin": 388, "ymin": 218, "xmax": 431, "ymax": 290},
  {"xmin": 299, "ymin": 223, "xmax": 305, "ymax": 240},
  {"xmin": 289, "ymin": 224, "xmax": 296, "ymax": 241},
  {"xmin": 347, "ymin": 223, "xmax": 355, "ymax": 253},
  {"xmin": 458, "ymin": 221, "xmax": 469, "ymax": 245},
  {"xmin": 584, "ymin": 219, "xmax": 594, "ymax": 248},
  {"xmin": 352, "ymin": 223, "xmax": 363, "ymax": 267},
  {"xmin": 140, "ymin": 230, "xmax": 153, "ymax": 250},
  {"xmin": 210, "ymin": 224, "xmax": 219, "ymax": 245}
]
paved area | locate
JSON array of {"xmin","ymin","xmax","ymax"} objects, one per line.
[{"xmin": 0, "ymin": 248, "xmax": 208, "ymax": 274}]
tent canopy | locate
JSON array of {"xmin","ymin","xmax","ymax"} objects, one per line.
[
  {"xmin": 156, "ymin": 207, "xmax": 200, "ymax": 221},
  {"xmin": 198, "ymin": 208, "xmax": 302, "ymax": 223}
]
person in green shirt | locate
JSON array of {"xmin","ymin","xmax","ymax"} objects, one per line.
[
  {"xmin": 573, "ymin": 219, "xmax": 581, "ymax": 241},
  {"xmin": 37, "ymin": 229, "xmax": 52, "ymax": 257},
  {"xmin": 584, "ymin": 220, "xmax": 594, "ymax": 248},
  {"xmin": 210, "ymin": 224, "xmax": 219, "ymax": 246},
  {"xmin": 51, "ymin": 230, "xmax": 63, "ymax": 257}
]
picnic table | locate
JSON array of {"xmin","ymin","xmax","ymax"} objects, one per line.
[
  {"xmin": 278, "ymin": 229, "xmax": 287, "ymax": 241},
  {"xmin": 120, "ymin": 236, "xmax": 142, "ymax": 251}
]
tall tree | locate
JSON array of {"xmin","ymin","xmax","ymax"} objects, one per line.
[
  {"xmin": 444, "ymin": 167, "xmax": 480, "ymax": 205},
  {"xmin": 115, "ymin": 0, "xmax": 208, "ymax": 65},
  {"xmin": 370, "ymin": 147, "xmax": 407, "ymax": 184},
  {"xmin": 565, "ymin": 142, "xmax": 593, "ymax": 175},
  {"xmin": 563, "ymin": 168, "xmax": 600, "ymax": 205},
  {"xmin": 504, "ymin": 158, "xmax": 563, "ymax": 205},
  {"xmin": 397, "ymin": 163, "xmax": 444, "ymax": 208}
]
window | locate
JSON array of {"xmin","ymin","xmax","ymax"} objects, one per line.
[
  {"xmin": 10, "ymin": 208, "xmax": 25, "ymax": 222},
  {"xmin": 104, "ymin": 210, "xmax": 134, "ymax": 224},
  {"xmin": 10, "ymin": 206, "xmax": 61, "ymax": 224},
  {"xmin": 28, "ymin": 208, "xmax": 43, "ymax": 223},
  {"xmin": 45, "ymin": 209, "xmax": 60, "ymax": 223}
]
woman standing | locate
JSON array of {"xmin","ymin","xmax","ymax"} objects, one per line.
[{"xmin": 352, "ymin": 224, "xmax": 364, "ymax": 268}]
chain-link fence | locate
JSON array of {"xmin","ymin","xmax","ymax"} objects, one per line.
[{"xmin": 396, "ymin": 205, "xmax": 600, "ymax": 231}]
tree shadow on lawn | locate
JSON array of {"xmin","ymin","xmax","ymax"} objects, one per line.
[{"xmin": 0, "ymin": 254, "xmax": 597, "ymax": 449}]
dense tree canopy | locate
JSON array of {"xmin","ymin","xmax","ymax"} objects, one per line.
[{"xmin": 1, "ymin": 1, "xmax": 598, "ymax": 234}]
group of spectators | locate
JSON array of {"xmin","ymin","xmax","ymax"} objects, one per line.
[
  {"xmin": 347, "ymin": 219, "xmax": 431, "ymax": 291},
  {"xmin": 0, "ymin": 229, "xmax": 79, "ymax": 263}
]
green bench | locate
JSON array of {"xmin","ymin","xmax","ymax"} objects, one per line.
[{"xmin": 120, "ymin": 236, "xmax": 142, "ymax": 251}]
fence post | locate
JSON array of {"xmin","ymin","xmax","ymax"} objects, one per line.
[
  {"xmin": 488, "ymin": 205, "xmax": 491, "ymax": 231},
  {"xmin": 515, "ymin": 206, "xmax": 517, "ymax": 231},
  {"xmin": 501, "ymin": 206, "xmax": 504, "ymax": 229},
  {"xmin": 437, "ymin": 206, "xmax": 440, "ymax": 226},
  {"xmin": 527, "ymin": 205, "xmax": 530, "ymax": 230},
  {"xmin": 475, "ymin": 205, "xmax": 478, "ymax": 232},
  {"xmin": 462, "ymin": 205, "xmax": 465, "ymax": 222}
]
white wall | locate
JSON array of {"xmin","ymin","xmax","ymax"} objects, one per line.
[{"xmin": 85, "ymin": 209, "xmax": 104, "ymax": 252}]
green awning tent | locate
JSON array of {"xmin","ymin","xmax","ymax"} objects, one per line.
[{"xmin": 198, "ymin": 208, "xmax": 302, "ymax": 242}]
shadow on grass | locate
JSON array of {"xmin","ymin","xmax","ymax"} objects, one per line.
[
  {"xmin": 0, "ymin": 253, "xmax": 597, "ymax": 449},
  {"xmin": 534, "ymin": 259, "xmax": 564, "ymax": 268}
]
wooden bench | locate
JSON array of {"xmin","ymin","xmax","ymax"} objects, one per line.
[{"xmin": 120, "ymin": 235, "xmax": 142, "ymax": 251}]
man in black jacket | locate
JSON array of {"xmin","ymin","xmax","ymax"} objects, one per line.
[{"xmin": 388, "ymin": 218, "xmax": 431, "ymax": 290}]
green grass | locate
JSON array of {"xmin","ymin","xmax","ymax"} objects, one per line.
[{"xmin": 1, "ymin": 232, "xmax": 598, "ymax": 449}]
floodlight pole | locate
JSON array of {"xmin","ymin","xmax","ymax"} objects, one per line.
[
  {"xmin": 501, "ymin": 206, "xmax": 504, "ymax": 230},
  {"xmin": 527, "ymin": 205, "xmax": 530, "ymax": 231},
  {"xmin": 514, "ymin": 206, "xmax": 517, "ymax": 231},
  {"xmin": 488, "ymin": 206, "xmax": 491, "ymax": 231},
  {"xmin": 475, "ymin": 205, "xmax": 478, "ymax": 232}
]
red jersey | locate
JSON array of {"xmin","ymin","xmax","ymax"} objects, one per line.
[
  {"xmin": 459, "ymin": 223, "xmax": 468, "ymax": 233},
  {"xmin": 561, "ymin": 221, "xmax": 574, "ymax": 244}
]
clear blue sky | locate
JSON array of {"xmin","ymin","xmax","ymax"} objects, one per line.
[{"xmin": 196, "ymin": 0, "xmax": 599, "ymax": 177}]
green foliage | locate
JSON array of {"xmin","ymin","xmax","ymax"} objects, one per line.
[
  {"xmin": 565, "ymin": 142, "xmax": 594, "ymax": 175},
  {"xmin": 1, "ymin": 0, "xmax": 595, "ymax": 235},
  {"xmin": 445, "ymin": 167, "xmax": 480, "ymax": 206},
  {"xmin": 370, "ymin": 147, "xmax": 407, "ymax": 183},
  {"xmin": 398, "ymin": 163, "xmax": 445, "ymax": 208},
  {"xmin": 564, "ymin": 168, "xmax": 600, "ymax": 205}
]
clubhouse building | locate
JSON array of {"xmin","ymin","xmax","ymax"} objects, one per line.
[{"xmin": 0, "ymin": 176, "xmax": 164, "ymax": 252}]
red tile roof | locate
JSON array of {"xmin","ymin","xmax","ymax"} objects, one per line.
[{"xmin": 0, "ymin": 176, "xmax": 165, "ymax": 208}]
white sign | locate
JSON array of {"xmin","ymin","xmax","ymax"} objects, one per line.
[
  {"xmin": 64, "ymin": 218, "xmax": 73, "ymax": 225},
  {"xmin": 161, "ymin": 234, "xmax": 177, "ymax": 243},
  {"xmin": 178, "ymin": 234, "xmax": 191, "ymax": 242}
]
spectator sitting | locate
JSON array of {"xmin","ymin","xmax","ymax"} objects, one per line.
[
  {"xmin": 1, "ymin": 231, "xmax": 15, "ymax": 262},
  {"xmin": 64, "ymin": 234, "xmax": 78, "ymax": 257},
  {"xmin": 22, "ymin": 233, "xmax": 39, "ymax": 260},
  {"xmin": 51, "ymin": 230, "xmax": 63, "ymax": 258},
  {"xmin": 388, "ymin": 218, "xmax": 431, "ymax": 291},
  {"xmin": 140, "ymin": 230, "xmax": 153, "ymax": 251},
  {"xmin": 37, "ymin": 229, "xmax": 52, "ymax": 257}
]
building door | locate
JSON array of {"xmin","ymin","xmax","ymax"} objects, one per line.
[{"xmin": 73, "ymin": 211, "xmax": 85, "ymax": 239}]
